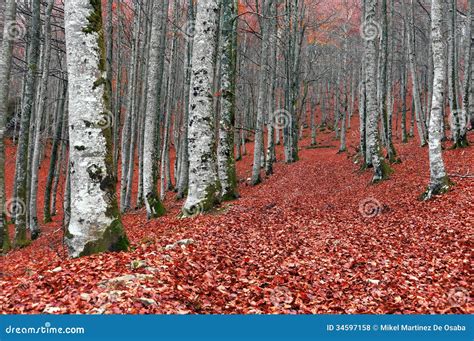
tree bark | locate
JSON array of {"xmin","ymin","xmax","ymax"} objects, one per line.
[
  {"xmin": 218, "ymin": 0, "xmax": 239, "ymax": 199},
  {"xmin": 182, "ymin": 0, "xmax": 221, "ymax": 215},
  {"xmin": 364, "ymin": 0, "xmax": 386, "ymax": 182},
  {"xmin": 0, "ymin": 0, "xmax": 16, "ymax": 251},
  {"xmin": 143, "ymin": 0, "xmax": 168, "ymax": 219},
  {"xmin": 29, "ymin": 0, "xmax": 55, "ymax": 239},
  {"xmin": 64, "ymin": 0, "xmax": 128, "ymax": 257},
  {"xmin": 423, "ymin": 0, "xmax": 450, "ymax": 199},
  {"xmin": 176, "ymin": 0, "xmax": 195, "ymax": 200},
  {"xmin": 14, "ymin": 0, "xmax": 41, "ymax": 246}
]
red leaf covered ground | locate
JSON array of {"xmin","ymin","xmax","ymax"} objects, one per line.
[{"xmin": 0, "ymin": 119, "xmax": 472, "ymax": 314}]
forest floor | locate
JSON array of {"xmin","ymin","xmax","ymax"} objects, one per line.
[{"xmin": 0, "ymin": 119, "xmax": 472, "ymax": 314}]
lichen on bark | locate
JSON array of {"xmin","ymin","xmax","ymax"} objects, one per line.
[{"xmin": 64, "ymin": 0, "xmax": 128, "ymax": 257}]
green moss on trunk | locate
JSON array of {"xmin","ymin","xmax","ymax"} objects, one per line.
[
  {"xmin": 420, "ymin": 176, "xmax": 453, "ymax": 201},
  {"xmin": 146, "ymin": 193, "xmax": 166, "ymax": 219},
  {"xmin": 0, "ymin": 215, "xmax": 11, "ymax": 253},
  {"xmin": 372, "ymin": 157, "xmax": 393, "ymax": 183},
  {"xmin": 78, "ymin": 219, "xmax": 129, "ymax": 257},
  {"xmin": 182, "ymin": 182, "xmax": 221, "ymax": 217},
  {"xmin": 450, "ymin": 136, "xmax": 469, "ymax": 150}
]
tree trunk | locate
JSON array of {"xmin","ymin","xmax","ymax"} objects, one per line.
[
  {"xmin": 143, "ymin": 0, "xmax": 168, "ymax": 219},
  {"xmin": 29, "ymin": 0, "xmax": 55, "ymax": 239},
  {"xmin": 406, "ymin": 0, "xmax": 428, "ymax": 146},
  {"xmin": 423, "ymin": 0, "xmax": 450, "ymax": 199},
  {"xmin": 119, "ymin": 2, "xmax": 140, "ymax": 212},
  {"xmin": 64, "ymin": 0, "xmax": 128, "ymax": 257},
  {"xmin": 217, "ymin": 0, "xmax": 239, "ymax": 199},
  {"xmin": 182, "ymin": 0, "xmax": 221, "ymax": 215},
  {"xmin": 470, "ymin": 0, "xmax": 474, "ymax": 130},
  {"xmin": 176, "ymin": 0, "xmax": 195, "ymax": 200},
  {"xmin": 364, "ymin": 0, "xmax": 386, "ymax": 182},
  {"xmin": 14, "ymin": 0, "xmax": 41, "ymax": 247},
  {"xmin": 0, "ymin": 0, "xmax": 16, "ymax": 251},
  {"xmin": 251, "ymin": 0, "xmax": 269, "ymax": 186},
  {"xmin": 44, "ymin": 80, "xmax": 67, "ymax": 223},
  {"xmin": 460, "ymin": 0, "xmax": 471, "ymax": 146}
]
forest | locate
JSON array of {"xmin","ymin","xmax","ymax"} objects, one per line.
[{"xmin": 0, "ymin": 0, "xmax": 472, "ymax": 315}]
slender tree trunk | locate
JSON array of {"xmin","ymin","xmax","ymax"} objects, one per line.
[
  {"xmin": 405, "ymin": 0, "xmax": 428, "ymax": 146},
  {"xmin": 182, "ymin": 0, "xmax": 221, "ymax": 215},
  {"xmin": 251, "ymin": 0, "xmax": 269, "ymax": 186},
  {"xmin": 44, "ymin": 80, "xmax": 66, "ymax": 223},
  {"xmin": 448, "ymin": 0, "xmax": 466, "ymax": 148},
  {"xmin": 14, "ymin": 0, "xmax": 41, "ymax": 246},
  {"xmin": 401, "ymin": 21, "xmax": 408, "ymax": 143},
  {"xmin": 51, "ymin": 99, "xmax": 68, "ymax": 217},
  {"xmin": 136, "ymin": 1, "xmax": 153, "ymax": 208},
  {"xmin": 423, "ymin": 0, "xmax": 450, "ymax": 199},
  {"xmin": 364, "ymin": 0, "xmax": 386, "ymax": 182},
  {"xmin": 460, "ymin": 0, "xmax": 471, "ymax": 146},
  {"xmin": 0, "ymin": 0, "xmax": 16, "ymax": 251},
  {"xmin": 29, "ymin": 0, "xmax": 55, "ymax": 239},
  {"xmin": 217, "ymin": 0, "xmax": 239, "ymax": 199},
  {"xmin": 470, "ymin": 0, "xmax": 474, "ymax": 129},
  {"xmin": 113, "ymin": 7, "xmax": 122, "ymax": 178},
  {"xmin": 120, "ymin": 3, "xmax": 140, "ymax": 212},
  {"xmin": 143, "ymin": 0, "xmax": 168, "ymax": 219},
  {"xmin": 176, "ymin": 0, "xmax": 195, "ymax": 200},
  {"xmin": 358, "ymin": 65, "xmax": 367, "ymax": 162}
]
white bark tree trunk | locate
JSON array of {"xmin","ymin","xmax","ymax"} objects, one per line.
[
  {"xmin": 217, "ymin": 0, "xmax": 238, "ymax": 200},
  {"xmin": 143, "ymin": 0, "xmax": 167, "ymax": 219},
  {"xmin": 64, "ymin": 0, "xmax": 128, "ymax": 257},
  {"xmin": 14, "ymin": 0, "xmax": 41, "ymax": 246},
  {"xmin": 406, "ymin": 0, "xmax": 428, "ymax": 146},
  {"xmin": 251, "ymin": 1, "xmax": 269, "ymax": 185},
  {"xmin": 364, "ymin": 0, "xmax": 385, "ymax": 182},
  {"xmin": 29, "ymin": 0, "xmax": 55, "ymax": 239},
  {"xmin": 0, "ymin": 0, "xmax": 16, "ymax": 251},
  {"xmin": 176, "ymin": 0, "xmax": 195, "ymax": 200},
  {"xmin": 182, "ymin": 0, "xmax": 221, "ymax": 215},
  {"xmin": 424, "ymin": 0, "xmax": 450, "ymax": 199}
]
